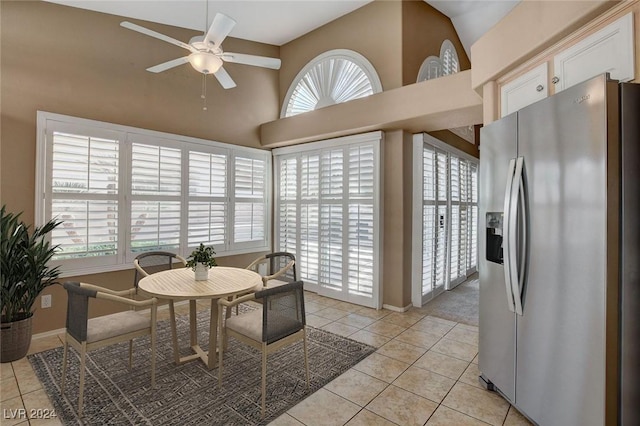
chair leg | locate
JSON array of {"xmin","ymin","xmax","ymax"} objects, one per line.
[
  {"xmin": 261, "ymin": 344, "xmax": 267, "ymax": 419},
  {"xmin": 303, "ymin": 331, "xmax": 310, "ymax": 389},
  {"xmin": 78, "ymin": 342, "xmax": 87, "ymax": 417},
  {"xmin": 218, "ymin": 306, "xmax": 224, "ymax": 388},
  {"xmin": 151, "ymin": 306, "xmax": 157, "ymax": 389},
  {"xmin": 61, "ymin": 340, "xmax": 69, "ymax": 393},
  {"xmin": 128, "ymin": 340, "xmax": 133, "ymax": 369}
]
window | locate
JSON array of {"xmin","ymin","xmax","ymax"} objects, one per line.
[
  {"xmin": 440, "ymin": 40, "xmax": 460, "ymax": 76},
  {"xmin": 282, "ymin": 49, "xmax": 383, "ymax": 118},
  {"xmin": 273, "ymin": 132, "xmax": 382, "ymax": 308},
  {"xmin": 417, "ymin": 39, "xmax": 460, "ymax": 82},
  {"xmin": 412, "ymin": 134, "xmax": 478, "ymax": 307},
  {"xmin": 36, "ymin": 112, "xmax": 271, "ymax": 276}
]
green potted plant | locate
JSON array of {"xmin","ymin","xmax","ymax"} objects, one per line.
[
  {"xmin": 1, "ymin": 206, "xmax": 62, "ymax": 362},
  {"xmin": 185, "ymin": 243, "xmax": 217, "ymax": 281}
]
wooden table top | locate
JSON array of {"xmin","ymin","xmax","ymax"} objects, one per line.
[{"xmin": 138, "ymin": 266, "xmax": 261, "ymax": 300}]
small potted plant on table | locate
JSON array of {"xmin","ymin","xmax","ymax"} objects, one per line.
[{"xmin": 186, "ymin": 243, "xmax": 217, "ymax": 281}]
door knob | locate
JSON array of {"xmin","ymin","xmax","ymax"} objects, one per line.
[
  {"xmin": 536, "ymin": 85, "xmax": 544, "ymax": 92},
  {"xmin": 552, "ymin": 76, "xmax": 560, "ymax": 84}
]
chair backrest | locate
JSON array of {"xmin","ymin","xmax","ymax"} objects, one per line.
[
  {"xmin": 134, "ymin": 251, "xmax": 185, "ymax": 287},
  {"xmin": 255, "ymin": 280, "xmax": 305, "ymax": 344},
  {"xmin": 63, "ymin": 281, "xmax": 97, "ymax": 343},
  {"xmin": 265, "ymin": 252, "xmax": 297, "ymax": 283}
]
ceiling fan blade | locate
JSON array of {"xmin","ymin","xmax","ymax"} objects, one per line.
[
  {"xmin": 146, "ymin": 57, "xmax": 190, "ymax": 73},
  {"xmin": 121, "ymin": 21, "xmax": 194, "ymax": 52},
  {"xmin": 221, "ymin": 52, "xmax": 281, "ymax": 70},
  {"xmin": 213, "ymin": 67, "xmax": 236, "ymax": 89},
  {"xmin": 204, "ymin": 13, "xmax": 236, "ymax": 47}
]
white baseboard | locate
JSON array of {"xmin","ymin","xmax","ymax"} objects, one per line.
[{"xmin": 382, "ymin": 303, "xmax": 413, "ymax": 313}]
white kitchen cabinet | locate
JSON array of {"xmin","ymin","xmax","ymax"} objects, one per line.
[
  {"xmin": 553, "ymin": 12, "xmax": 635, "ymax": 92},
  {"xmin": 500, "ymin": 63, "xmax": 548, "ymax": 117}
]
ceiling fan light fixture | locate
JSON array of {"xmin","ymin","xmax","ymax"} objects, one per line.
[{"xmin": 188, "ymin": 52, "xmax": 222, "ymax": 74}]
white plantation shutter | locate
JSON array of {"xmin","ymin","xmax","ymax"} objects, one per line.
[
  {"xmin": 273, "ymin": 132, "xmax": 381, "ymax": 308},
  {"xmin": 449, "ymin": 156, "xmax": 461, "ymax": 284},
  {"xmin": 435, "ymin": 151, "xmax": 448, "ymax": 290},
  {"xmin": 278, "ymin": 157, "xmax": 298, "ymax": 256},
  {"xmin": 37, "ymin": 112, "xmax": 271, "ymax": 276},
  {"xmin": 129, "ymin": 141, "xmax": 181, "ymax": 253},
  {"xmin": 319, "ymin": 149, "xmax": 344, "ymax": 292},
  {"xmin": 188, "ymin": 150, "xmax": 227, "ymax": 247},
  {"xmin": 418, "ymin": 145, "xmax": 448, "ymax": 304},
  {"xmin": 300, "ymin": 154, "xmax": 320, "ymax": 283},
  {"xmin": 282, "ymin": 50, "xmax": 382, "ymax": 118},
  {"xmin": 300, "ymin": 204, "xmax": 320, "ymax": 283},
  {"xmin": 347, "ymin": 145, "xmax": 374, "ymax": 297},
  {"xmin": 233, "ymin": 155, "xmax": 267, "ymax": 248},
  {"xmin": 48, "ymin": 128, "xmax": 121, "ymax": 266},
  {"xmin": 440, "ymin": 40, "xmax": 460, "ymax": 76},
  {"xmin": 320, "ymin": 204, "xmax": 343, "ymax": 292},
  {"xmin": 469, "ymin": 163, "xmax": 478, "ymax": 272}
]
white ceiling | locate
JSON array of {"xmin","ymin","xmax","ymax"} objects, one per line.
[
  {"xmin": 427, "ymin": 1, "xmax": 519, "ymax": 57},
  {"xmin": 46, "ymin": 0, "xmax": 519, "ymax": 55}
]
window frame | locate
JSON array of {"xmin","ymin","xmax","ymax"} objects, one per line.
[
  {"xmin": 273, "ymin": 131, "xmax": 383, "ymax": 309},
  {"xmin": 280, "ymin": 49, "xmax": 383, "ymax": 118},
  {"xmin": 411, "ymin": 133, "xmax": 478, "ymax": 308},
  {"xmin": 36, "ymin": 111, "xmax": 271, "ymax": 277}
]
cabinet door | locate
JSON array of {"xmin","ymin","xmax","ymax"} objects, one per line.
[
  {"xmin": 500, "ymin": 63, "xmax": 548, "ymax": 117},
  {"xmin": 553, "ymin": 12, "xmax": 635, "ymax": 92}
]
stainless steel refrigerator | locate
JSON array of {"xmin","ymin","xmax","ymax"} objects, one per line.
[{"xmin": 478, "ymin": 74, "xmax": 639, "ymax": 425}]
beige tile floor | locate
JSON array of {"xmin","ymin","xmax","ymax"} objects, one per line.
[{"xmin": 0, "ymin": 291, "xmax": 532, "ymax": 426}]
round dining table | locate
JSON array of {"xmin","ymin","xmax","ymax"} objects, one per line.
[{"xmin": 138, "ymin": 266, "xmax": 261, "ymax": 370}]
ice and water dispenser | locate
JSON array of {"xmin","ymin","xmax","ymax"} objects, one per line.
[{"xmin": 486, "ymin": 212, "xmax": 503, "ymax": 264}]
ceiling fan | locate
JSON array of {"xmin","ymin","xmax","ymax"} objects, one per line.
[{"xmin": 120, "ymin": 12, "xmax": 281, "ymax": 89}]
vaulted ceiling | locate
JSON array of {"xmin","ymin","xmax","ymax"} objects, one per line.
[{"xmin": 46, "ymin": 0, "xmax": 519, "ymax": 56}]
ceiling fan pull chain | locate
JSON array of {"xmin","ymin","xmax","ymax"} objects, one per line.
[{"xmin": 202, "ymin": 73, "xmax": 208, "ymax": 111}]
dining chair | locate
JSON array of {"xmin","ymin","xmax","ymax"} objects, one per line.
[
  {"xmin": 133, "ymin": 251, "xmax": 187, "ymax": 288},
  {"xmin": 134, "ymin": 250, "xmax": 188, "ymax": 310},
  {"xmin": 61, "ymin": 281, "xmax": 157, "ymax": 417},
  {"xmin": 217, "ymin": 280, "xmax": 309, "ymax": 418},
  {"xmin": 245, "ymin": 252, "xmax": 297, "ymax": 289},
  {"xmin": 232, "ymin": 252, "xmax": 297, "ymax": 315}
]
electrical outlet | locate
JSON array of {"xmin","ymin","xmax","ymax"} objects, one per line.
[{"xmin": 41, "ymin": 294, "xmax": 52, "ymax": 309}]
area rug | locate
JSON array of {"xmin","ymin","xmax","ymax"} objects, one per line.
[
  {"xmin": 28, "ymin": 305, "xmax": 375, "ymax": 425},
  {"xmin": 420, "ymin": 276, "xmax": 479, "ymax": 326}
]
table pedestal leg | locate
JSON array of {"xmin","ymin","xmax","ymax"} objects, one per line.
[
  {"xmin": 168, "ymin": 300, "xmax": 180, "ymax": 365},
  {"xmin": 189, "ymin": 300, "xmax": 197, "ymax": 347},
  {"xmin": 208, "ymin": 299, "xmax": 218, "ymax": 370}
]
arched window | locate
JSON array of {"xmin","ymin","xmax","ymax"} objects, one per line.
[
  {"xmin": 440, "ymin": 40, "xmax": 459, "ymax": 76},
  {"xmin": 281, "ymin": 49, "xmax": 383, "ymax": 118},
  {"xmin": 417, "ymin": 39, "xmax": 460, "ymax": 82}
]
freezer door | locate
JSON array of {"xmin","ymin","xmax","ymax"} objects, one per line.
[
  {"xmin": 515, "ymin": 75, "xmax": 611, "ymax": 425},
  {"xmin": 479, "ymin": 113, "xmax": 517, "ymax": 402},
  {"xmin": 620, "ymin": 82, "xmax": 640, "ymax": 425}
]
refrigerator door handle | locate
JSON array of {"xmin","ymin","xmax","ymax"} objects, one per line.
[
  {"xmin": 512, "ymin": 157, "xmax": 527, "ymax": 315},
  {"xmin": 507, "ymin": 157, "xmax": 524, "ymax": 315},
  {"xmin": 502, "ymin": 158, "xmax": 517, "ymax": 313}
]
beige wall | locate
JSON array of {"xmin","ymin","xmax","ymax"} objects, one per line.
[
  {"xmin": 279, "ymin": 0, "xmax": 403, "ymax": 107},
  {"xmin": 382, "ymin": 130, "xmax": 406, "ymax": 308},
  {"xmin": 401, "ymin": 0, "xmax": 470, "ymax": 86},
  {"xmin": 1, "ymin": 1, "xmax": 278, "ymax": 333}
]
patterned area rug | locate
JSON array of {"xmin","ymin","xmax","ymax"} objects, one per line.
[{"xmin": 28, "ymin": 305, "xmax": 375, "ymax": 425}]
